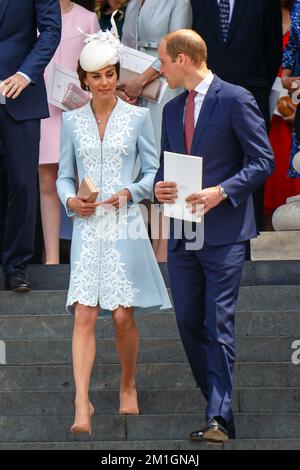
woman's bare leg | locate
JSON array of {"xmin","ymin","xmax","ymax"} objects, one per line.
[
  {"xmin": 71, "ymin": 303, "xmax": 98, "ymax": 432},
  {"xmin": 39, "ymin": 163, "xmax": 61, "ymax": 265},
  {"xmin": 112, "ymin": 306, "xmax": 140, "ymax": 414}
]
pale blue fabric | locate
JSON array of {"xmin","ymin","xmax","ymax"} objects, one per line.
[
  {"xmin": 122, "ymin": 0, "xmax": 193, "ymax": 151},
  {"xmin": 57, "ymin": 98, "xmax": 172, "ymax": 314}
]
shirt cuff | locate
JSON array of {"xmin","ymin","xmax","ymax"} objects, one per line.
[{"xmin": 17, "ymin": 72, "xmax": 32, "ymax": 84}]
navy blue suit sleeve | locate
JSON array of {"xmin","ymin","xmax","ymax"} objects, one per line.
[
  {"xmin": 18, "ymin": 0, "xmax": 61, "ymax": 83},
  {"xmin": 153, "ymin": 107, "xmax": 171, "ymax": 202},
  {"xmin": 221, "ymin": 89, "xmax": 275, "ymax": 208}
]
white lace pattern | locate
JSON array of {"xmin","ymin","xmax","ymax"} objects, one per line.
[{"xmin": 66, "ymin": 100, "xmax": 142, "ymax": 311}]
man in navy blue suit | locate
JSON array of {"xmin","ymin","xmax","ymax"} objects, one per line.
[
  {"xmin": 154, "ymin": 30, "xmax": 274, "ymax": 442},
  {"xmin": 0, "ymin": 0, "xmax": 61, "ymax": 291}
]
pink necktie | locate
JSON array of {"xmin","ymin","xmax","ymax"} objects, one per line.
[{"xmin": 184, "ymin": 90, "xmax": 197, "ymax": 155}]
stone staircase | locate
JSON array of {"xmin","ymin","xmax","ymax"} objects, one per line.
[{"xmin": 0, "ymin": 262, "xmax": 300, "ymax": 450}]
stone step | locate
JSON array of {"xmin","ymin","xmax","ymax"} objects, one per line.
[
  {"xmin": 0, "ymin": 440, "xmax": 219, "ymax": 450},
  {"xmin": 1, "ymin": 388, "xmax": 299, "ymax": 416},
  {"xmin": 2, "ymin": 337, "xmax": 298, "ymax": 365},
  {"xmin": 1, "ymin": 310, "xmax": 300, "ymax": 340},
  {"xmin": 2, "ymin": 285, "xmax": 300, "ymax": 315},
  {"xmin": 1, "ymin": 363, "xmax": 299, "ymax": 391},
  {"xmin": 2, "ymin": 261, "xmax": 300, "ymax": 290},
  {"xmin": 0, "ymin": 439, "xmax": 300, "ymax": 450},
  {"xmin": 0, "ymin": 414, "xmax": 299, "ymax": 442}
]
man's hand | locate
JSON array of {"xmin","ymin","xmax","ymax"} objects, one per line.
[
  {"xmin": 154, "ymin": 181, "xmax": 178, "ymax": 204},
  {"xmin": 67, "ymin": 196, "xmax": 100, "ymax": 217},
  {"xmin": 101, "ymin": 189, "xmax": 132, "ymax": 210},
  {"xmin": 0, "ymin": 73, "xmax": 30, "ymax": 99},
  {"xmin": 185, "ymin": 186, "xmax": 224, "ymax": 215}
]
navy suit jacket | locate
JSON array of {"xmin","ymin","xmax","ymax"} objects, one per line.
[
  {"xmin": 191, "ymin": 0, "xmax": 282, "ymax": 91},
  {"xmin": 0, "ymin": 0, "xmax": 61, "ymax": 120},
  {"xmin": 154, "ymin": 76, "xmax": 275, "ymax": 248}
]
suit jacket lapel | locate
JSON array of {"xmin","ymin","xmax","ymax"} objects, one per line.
[
  {"xmin": 225, "ymin": 0, "xmax": 249, "ymax": 46},
  {"xmin": 191, "ymin": 76, "xmax": 222, "ymax": 155},
  {"xmin": 0, "ymin": 0, "xmax": 10, "ymax": 26},
  {"xmin": 204, "ymin": 0, "xmax": 224, "ymax": 48},
  {"xmin": 173, "ymin": 91, "xmax": 188, "ymax": 155}
]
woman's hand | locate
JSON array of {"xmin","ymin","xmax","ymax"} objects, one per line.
[
  {"xmin": 116, "ymin": 88, "xmax": 138, "ymax": 105},
  {"xmin": 121, "ymin": 76, "xmax": 145, "ymax": 100},
  {"xmin": 67, "ymin": 196, "xmax": 100, "ymax": 217},
  {"xmin": 283, "ymin": 103, "xmax": 297, "ymax": 125},
  {"xmin": 282, "ymin": 75, "xmax": 300, "ymax": 94},
  {"xmin": 101, "ymin": 189, "xmax": 132, "ymax": 210}
]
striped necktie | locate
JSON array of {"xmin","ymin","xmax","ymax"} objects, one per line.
[{"xmin": 218, "ymin": 0, "xmax": 230, "ymax": 42}]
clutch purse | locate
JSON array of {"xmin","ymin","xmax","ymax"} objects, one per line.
[
  {"xmin": 277, "ymin": 95, "xmax": 297, "ymax": 117},
  {"xmin": 77, "ymin": 176, "xmax": 99, "ymax": 203},
  {"xmin": 119, "ymin": 68, "xmax": 163, "ymax": 102},
  {"xmin": 62, "ymin": 83, "xmax": 90, "ymax": 110}
]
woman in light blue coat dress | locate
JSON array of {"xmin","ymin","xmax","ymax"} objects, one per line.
[{"xmin": 57, "ymin": 27, "xmax": 171, "ymax": 435}]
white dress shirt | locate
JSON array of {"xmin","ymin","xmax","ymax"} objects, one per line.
[
  {"xmin": 185, "ymin": 71, "xmax": 215, "ymax": 127},
  {"xmin": 17, "ymin": 72, "xmax": 31, "ymax": 84},
  {"xmin": 217, "ymin": 0, "xmax": 235, "ymax": 22}
]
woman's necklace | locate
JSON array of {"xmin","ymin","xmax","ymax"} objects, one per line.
[{"xmin": 93, "ymin": 98, "xmax": 117, "ymax": 125}]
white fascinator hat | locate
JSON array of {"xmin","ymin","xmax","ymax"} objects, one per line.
[{"xmin": 79, "ymin": 11, "xmax": 122, "ymax": 72}]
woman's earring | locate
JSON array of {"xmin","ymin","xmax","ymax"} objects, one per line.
[{"xmin": 86, "ymin": 85, "xmax": 90, "ymax": 91}]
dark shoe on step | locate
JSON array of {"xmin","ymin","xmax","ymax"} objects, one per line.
[
  {"xmin": 5, "ymin": 273, "xmax": 31, "ymax": 292},
  {"xmin": 189, "ymin": 416, "xmax": 235, "ymax": 443}
]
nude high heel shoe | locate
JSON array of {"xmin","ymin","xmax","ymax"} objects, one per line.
[
  {"xmin": 119, "ymin": 389, "xmax": 139, "ymax": 415},
  {"xmin": 70, "ymin": 401, "xmax": 95, "ymax": 435}
]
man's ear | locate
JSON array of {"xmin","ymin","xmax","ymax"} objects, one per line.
[{"xmin": 177, "ymin": 54, "xmax": 186, "ymax": 66}]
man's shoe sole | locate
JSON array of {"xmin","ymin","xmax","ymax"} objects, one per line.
[
  {"xmin": 203, "ymin": 429, "xmax": 229, "ymax": 443},
  {"xmin": 7, "ymin": 286, "xmax": 31, "ymax": 293}
]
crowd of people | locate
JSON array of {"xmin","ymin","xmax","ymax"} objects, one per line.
[
  {"xmin": 0, "ymin": 0, "xmax": 299, "ymax": 443},
  {"xmin": 1, "ymin": 0, "xmax": 300, "ymax": 268}
]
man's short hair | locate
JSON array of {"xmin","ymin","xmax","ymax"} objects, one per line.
[{"xmin": 163, "ymin": 29, "xmax": 207, "ymax": 66}]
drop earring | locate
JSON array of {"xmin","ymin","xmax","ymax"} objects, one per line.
[{"xmin": 86, "ymin": 85, "xmax": 89, "ymax": 91}]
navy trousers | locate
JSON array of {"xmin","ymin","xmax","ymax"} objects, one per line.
[
  {"xmin": 168, "ymin": 239, "xmax": 246, "ymax": 423},
  {"xmin": 0, "ymin": 105, "xmax": 40, "ymax": 277}
]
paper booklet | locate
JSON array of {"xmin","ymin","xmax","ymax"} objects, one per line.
[
  {"xmin": 163, "ymin": 151, "xmax": 203, "ymax": 222},
  {"xmin": 46, "ymin": 63, "xmax": 90, "ymax": 111}
]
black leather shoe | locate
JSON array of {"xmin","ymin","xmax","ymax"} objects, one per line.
[
  {"xmin": 189, "ymin": 417, "xmax": 235, "ymax": 443},
  {"xmin": 5, "ymin": 273, "xmax": 31, "ymax": 292}
]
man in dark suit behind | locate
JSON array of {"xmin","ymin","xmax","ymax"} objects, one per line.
[
  {"xmin": 190, "ymin": 0, "xmax": 282, "ymax": 230},
  {"xmin": 0, "ymin": 0, "xmax": 61, "ymax": 291},
  {"xmin": 154, "ymin": 29, "xmax": 274, "ymax": 442}
]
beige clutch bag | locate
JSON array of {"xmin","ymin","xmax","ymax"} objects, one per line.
[
  {"xmin": 119, "ymin": 68, "xmax": 163, "ymax": 102},
  {"xmin": 77, "ymin": 176, "xmax": 99, "ymax": 203}
]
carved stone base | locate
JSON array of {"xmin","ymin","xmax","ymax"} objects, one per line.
[{"xmin": 251, "ymin": 231, "xmax": 300, "ymax": 260}]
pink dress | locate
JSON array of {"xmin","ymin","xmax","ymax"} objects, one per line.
[{"xmin": 39, "ymin": 4, "xmax": 99, "ymax": 164}]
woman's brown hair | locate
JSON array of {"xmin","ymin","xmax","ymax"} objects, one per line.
[
  {"xmin": 95, "ymin": 1, "xmax": 129, "ymax": 20},
  {"xmin": 77, "ymin": 61, "xmax": 120, "ymax": 90},
  {"xmin": 74, "ymin": 0, "xmax": 96, "ymax": 12}
]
